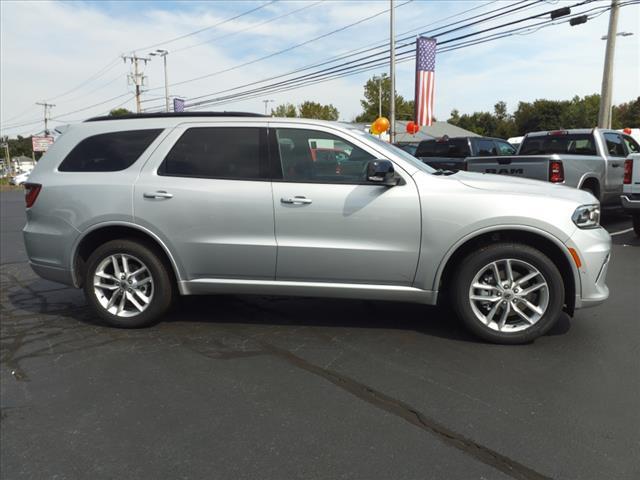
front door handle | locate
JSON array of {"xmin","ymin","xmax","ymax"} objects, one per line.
[
  {"xmin": 143, "ymin": 191, "xmax": 173, "ymax": 199},
  {"xmin": 281, "ymin": 196, "xmax": 312, "ymax": 205}
]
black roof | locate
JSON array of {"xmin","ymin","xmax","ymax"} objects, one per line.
[{"xmin": 84, "ymin": 112, "xmax": 266, "ymax": 122}]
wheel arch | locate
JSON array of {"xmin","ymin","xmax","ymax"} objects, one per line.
[
  {"xmin": 578, "ymin": 175, "xmax": 601, "ymax": 200},
  {"xmin": 71, "ymin": 222, "xmax": 183, "ymax": 291},
  {"xmin": 435, "ymin": 227, "xmax": 579, "ymax": 315}
]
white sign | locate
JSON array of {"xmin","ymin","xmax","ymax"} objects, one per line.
[{"xmin": 32, "ymin": 136, "xmax": 54, "ymax": 152}]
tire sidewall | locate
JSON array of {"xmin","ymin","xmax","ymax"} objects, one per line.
[
  {"xmin": 83, "ymin": 239, "xmax": 173, "ymax": 328},
  {"xmin": 452, "ymin": 243, "xmax": 564, "ymax": 344}
]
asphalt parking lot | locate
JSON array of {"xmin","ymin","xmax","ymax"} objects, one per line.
[{"xmin": 1, "ymin": 190, "xmax": 638, "ymax": 480}]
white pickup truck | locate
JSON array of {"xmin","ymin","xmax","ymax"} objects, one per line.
[
  {"xmin": 621, "ymin": 155, "xmax": 640, "ymax": 236},
  {"xmin": 467, "ymin": 128, "xmax": 640, "ymax": 206}
]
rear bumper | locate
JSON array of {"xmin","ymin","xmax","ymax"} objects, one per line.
[
  {"xmin": 620, "ymin": 194, "xmax": 640, "ymax": 212},
  {"xmin": 566, "ymin": 226, "xmax": 611, "ymax": 310}
]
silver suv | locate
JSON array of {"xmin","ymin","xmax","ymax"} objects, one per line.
[{"xmin": 23, "ymin": 113, "xmax": 611, "ymax": 344}]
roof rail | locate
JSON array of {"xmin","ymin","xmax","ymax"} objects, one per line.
[{"xmin": 84, "ymin": 111, "xmax": 267, "ymax": 122}]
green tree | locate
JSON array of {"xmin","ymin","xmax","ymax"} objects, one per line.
[
  {"xmin": 271, "ymin": 103, "xmax": 297, "ymax": 117},
  {"xmin": 109, "ymin": 108, "xmax": 132, "ymax": 117},
  {"xmin": 297, "ymin": 101, "xmax": 339, "ymax": 120},
  {"xmin": 355, "ymin": 73, "xmax": 414, "ymax": 122},
  {"xmin": 612, "ymin": 96, "xmax": 640, "ymax": 129}
]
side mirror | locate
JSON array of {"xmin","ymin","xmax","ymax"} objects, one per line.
[{"xmin": 366, "ymin": 159, "xmax": 397, "ymax": 186}]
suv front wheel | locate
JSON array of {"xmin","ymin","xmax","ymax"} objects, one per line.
[
  {"xmin": 84, "ymin": 239, "xmax": 174, "ymax": 328},
  {"xmin": 451, "ymin": 243, "xmax": 564, "ymax": 344}
]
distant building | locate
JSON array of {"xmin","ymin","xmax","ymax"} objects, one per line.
[{"xmin": 12, "ymin": 155, "xmax": 36, "ymax": 173}]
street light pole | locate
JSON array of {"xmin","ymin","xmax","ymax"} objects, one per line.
[
  {"xmin": 598, "ymin": 0, "xmax": 620, "ymax": 129},
  {"xmin": 150, "ymin": 50, "xmax": 170, "ymax": 112},
  {"xmin": 262, "ymin": 99, "xmax": 274, "ymax": 115},
  {"xmin": 389, "ymin": 0, "xmax": 396, "ymax": 143}
]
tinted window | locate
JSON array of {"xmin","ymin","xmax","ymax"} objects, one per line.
[
  {"xmin": 622, "ymin": 134, "xmax": 640, "ymax": 154},
  {"xmin": 519, "ymin": 134, "xmax": 597, "ymax": 156},
  {"xmin": 476, "ymin": 139, "xmax": 497, "ymax": 156},
  {"xmin": 415, "ymin": 138, "xmax": 470, "ymax": 158},
  {"xmin": 274, "ymin": 129, "xmax": 375, "ymax": 183},
  {"xmin": 160, "ymin": 127, "xmax": 267, "ymax": 179},
  {"xmin": 496, "ymin": 140, "xmax": 516, "ymax": 155},
  {"xmin": 603, "ymin": 133, "xmax": 626, "ymax": 157},
  {"xmin": 59, "ymin": 129, "xmax": 162, "ymax": 172}
]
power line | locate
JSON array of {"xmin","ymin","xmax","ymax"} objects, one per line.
[
  {"xmin": 182, "ymin": 0, "xmax": 617, "ymax": 111},
  {"xmin": 175, "ymin": 0, "xmax": 537, "ymax": 106},
  {"xmin": 133, "ymin": 0, "xmax": 278, "ymax": 52},
  {"xmin": 172, "ymin": 0, "xmax": 326, "ymax": 54},
  {"xmin": 145, "ymin": 0, "xmax": 415, "ymax": 92}
]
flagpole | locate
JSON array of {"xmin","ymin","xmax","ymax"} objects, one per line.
[{"xmin": 389, "ymin": 0, "xmax": 396, "ymax": 144}]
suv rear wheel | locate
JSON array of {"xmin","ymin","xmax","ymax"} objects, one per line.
[
  {"xmin": 451, "ymin": 243, "xmax": 564, "ymax": 344},
  {"xmin": 83, "ymin": 239, "xmax": 174, "ymax": 328}
]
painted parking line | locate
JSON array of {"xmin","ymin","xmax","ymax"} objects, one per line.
[{"xmin": 610, "ymin": 228, "xmax": 634, "ymax": 236}]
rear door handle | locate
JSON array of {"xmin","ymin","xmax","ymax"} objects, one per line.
[
  {"xmin": 281, "ymin": 196, "xmax": 312, "ymax": 205},
  {"xmin": 143, "ymin": 191, "xmax": 173, "ymax": 199},
  {"xmin": 611, "ymin": 162, "xmax": 621, "ymax": 168}
]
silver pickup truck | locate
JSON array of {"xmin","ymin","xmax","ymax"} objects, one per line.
[{"xmin": 466, "ymin": 128, "xmax": 640, "ymax": 206}]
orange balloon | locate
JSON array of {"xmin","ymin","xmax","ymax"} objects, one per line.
[
  {"xmin": 374, "ymin": 117, "xmax": 390, "ymax": 133},
  {"xmin": 406, "ymin": 121, "xmax": 420, "ymax": 134},
  {"xmin": 370, "ymin": 123, "xmax": 381, "ymax": 135}
]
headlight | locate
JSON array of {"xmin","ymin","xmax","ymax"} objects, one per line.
[{"xmin": 572, "ymin": 204, "xmax": 600, "ymax": 228}]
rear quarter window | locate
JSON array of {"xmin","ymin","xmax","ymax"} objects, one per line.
[
  {"xmin": 416, "ymin": 138, "xmax": 469, "ymax": 158},
  {"xmin": 519, "ymin": 134, "xmax": 597, "ymax": 156},
  {"xmin": 58, "ymin": 129, "xmax": 162, "ymax": 172}
]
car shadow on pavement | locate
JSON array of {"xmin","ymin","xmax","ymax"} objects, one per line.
[{"xmin": 4, "ymin": 279, "xmax": 572, "ymax": 345}]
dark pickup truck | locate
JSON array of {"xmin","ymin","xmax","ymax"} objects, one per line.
[{"xmin": 415, "ymin": 136, "xmax": 517, "ymax": 171}]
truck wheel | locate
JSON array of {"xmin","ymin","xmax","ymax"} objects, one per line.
[
  {"xmin": 450, "ymin": 243, "xmax": 564, "ymax": 344},
  {"xmin": 83, "ymin": 239, "xmax": 174, "ymax": 328},
  {"xmin": 633, "ymin": 214, "xmax": 640, "ymax": 237}
]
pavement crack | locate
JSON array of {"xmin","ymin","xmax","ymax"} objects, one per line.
[{"xmin": 259, "ymin": 340, "xmax": 552, "ymax": 480}]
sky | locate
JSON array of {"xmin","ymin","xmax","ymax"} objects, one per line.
[{"xmin": 1, "ymin": 0, "xmax": 639, "ymax": 137}]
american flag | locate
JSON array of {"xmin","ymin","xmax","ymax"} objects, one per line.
[
  {"xmin": 414, "ymin": 36, "xmax": 437, "ymax": 126},
  {"xmin": 173, "ymin": 98, "xmax": 185, "ymax": 112}
]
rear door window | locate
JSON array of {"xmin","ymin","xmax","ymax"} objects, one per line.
[
  {"xmin": 59, "ymin": 129, "xmax": 162, "ymax": 172},
  {"xmin": 159, "ymin": 127, "xmax": 269, "ymax": 180},
  {"xmin": 520, "ymin": 134, "xmax": 597, "ymax": 156},
  {"xmin": 603, "ymin": 133, "xmax": 626, "ymax": 157}
]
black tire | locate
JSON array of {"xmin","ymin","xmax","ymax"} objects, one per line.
[
  {"xmin": 83, "ymin": 239, "xmax": 174, "ymax": 328},
  {"xmin": 450, "ymin": 243, "xmax": 564, "ymax": 344},
  {"xmin": 633, "ymin": 214, "xmax": 640, "ymax": 237}
]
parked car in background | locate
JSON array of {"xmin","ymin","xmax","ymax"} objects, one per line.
[
  {"xmin": 415, "ymin": 136, "xmax": 517, "ymax": 171},
  {"xmin": 621, "ymin": 155, "xmax": 640, "ymax": 236},
  {"xmin": 466, "ymin": 129, "xmax": 640, "ymax": 206},
  {"xmin": 23, "ymin": 112, "xmax": 611, "ymax": 344},
  {"xmin": 10, "ymin": 171, "xmax": 30, "ymax": 185}
]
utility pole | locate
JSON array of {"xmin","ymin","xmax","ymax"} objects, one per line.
[
  {"xmin": 262, "ymin": 99, "xmax": 274, "ymax": 115},
  {"xmin": 35, "ymin": 102, "xmax": 55, "ymax": 134},
  {"xmin": 389, "ymin": 0, "xmax": 396, "ymax": 143},
  {"xmin": 378, "ymin": 75, "xmax": 382, "ymax": 118},
  {"xmin": 598, "ymin": 0, "xmax": 619, "ymax": 129},
  {"xmin": 122, "ymin": 54, "xmax": 150, "ymax": 113},
  {"xmin": 150, "ymin": 50, "xmax": 169, "ymax": 112}
]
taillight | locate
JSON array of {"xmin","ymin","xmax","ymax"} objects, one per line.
[
  {"xmin": 623, "ymin": 159, "xmax": 633, "ymax": 184},
  {"xmin": 549, "ymin": 160, "xmax": 564, "ymax": 183},
  {"xmin": 24, "ymin": 183, "xmax": 42, "ymax": 208}
]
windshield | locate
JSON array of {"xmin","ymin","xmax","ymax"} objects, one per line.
[{"xmin": 348, "ymin": 129, "xmax": 436, "ymax": 174}]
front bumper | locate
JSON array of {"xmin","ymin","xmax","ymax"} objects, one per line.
[
  {"xmin": 565, "ymin": 226, "xmax": 611, "ymax": 309},
  {"xmin": 620, "ymin": 194, "xmax": 640, "ymax": 212}
]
